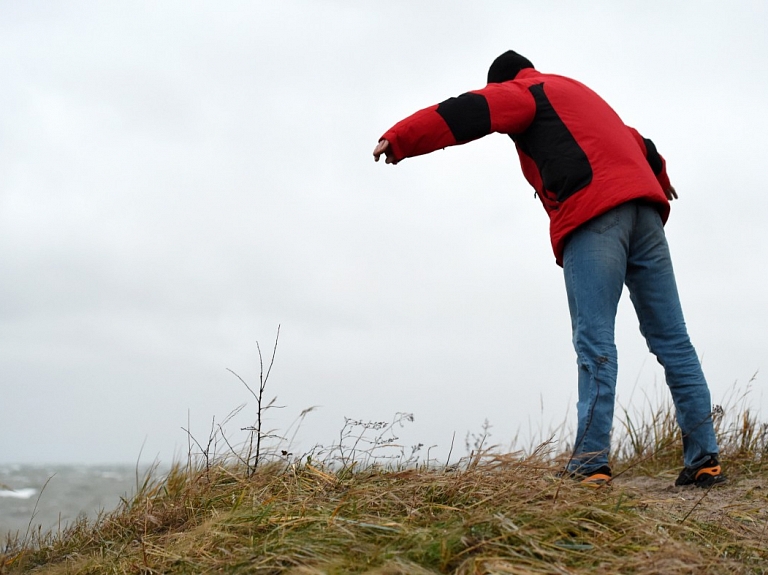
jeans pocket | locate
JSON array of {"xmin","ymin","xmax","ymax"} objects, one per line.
[{"xmin": 583, "ymin": 210, "xmax": 620, "ymax": 234}]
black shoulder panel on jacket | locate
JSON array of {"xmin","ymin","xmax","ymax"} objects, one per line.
[
  {"xmin": 436, "ymin": 92, "xmax": 491, "ymax": 143},
  {"xmin": 514, "ymin": 84, "xmax": 592, "ymax": 203},
  {"xmin": 642, "ymin": 137, "xmax": 663, "ymax": 175}
]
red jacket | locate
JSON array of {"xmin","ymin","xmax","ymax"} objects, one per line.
[{"xmin": 381, "ymin": 68, "xmax": 671, "ymax": 265}]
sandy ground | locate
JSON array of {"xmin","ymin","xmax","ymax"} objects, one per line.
[{"xmin": 614, "ymin": 472, "xmax": 768, "ymax": 528}]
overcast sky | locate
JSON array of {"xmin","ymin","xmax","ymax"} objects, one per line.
[{"xmin": 2, "ymin": 1, "xmax": 766, "ymax": 465}]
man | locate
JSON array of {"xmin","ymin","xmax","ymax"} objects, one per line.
[{"xmin": 373, "ymin": 50, "xmax": 724, "ymax": 487}]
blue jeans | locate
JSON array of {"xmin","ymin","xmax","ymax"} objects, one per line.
[{"xmin": 562, "ymin": 200, "xmax": 719, "ymax": 473}]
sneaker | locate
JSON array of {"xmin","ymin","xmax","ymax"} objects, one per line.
[
  {"xmin": 579, "ymin": 465, "xmax": 612, "ymax": 488},
  {"xmin": 675, "ymin": 457, "xmax": 727, "ymax": 488},
  {"xmin": 556, "ymin": 465, "xmax": 612, "ymax": 487}
]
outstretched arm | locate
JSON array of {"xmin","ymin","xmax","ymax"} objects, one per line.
[{"xmin": 373, "ymin": 82, "xmax": 535, "ymax": 165}]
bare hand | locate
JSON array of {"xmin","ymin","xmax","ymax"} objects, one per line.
[
  {"xmin": 665, "ymin": 185, "xmax": 678, "ymax": 201},
  {"xmin": 373, "ymin": 139, "xmax": 398, "ymax": 164}
]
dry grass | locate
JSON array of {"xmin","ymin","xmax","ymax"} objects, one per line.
[
  {"xmin": 2, "ymin": 375, "xmax": 767, "ymax": 574},
  {"xmin": 2, "ymin": 407, "xmax": 767, "ymax": 574}
]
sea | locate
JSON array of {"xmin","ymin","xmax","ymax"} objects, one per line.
[{"xmin": 0, "ymin": 464, "xmax": 163, "ymax": 542}]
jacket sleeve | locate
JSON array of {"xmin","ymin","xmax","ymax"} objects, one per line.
[
  {"xmin": 626, "ymin": 126, "xmax": 672, "ymax": 191},
  {"xmin": 381, "ymin": 82, "xmax": 537, "ymax": 162}
]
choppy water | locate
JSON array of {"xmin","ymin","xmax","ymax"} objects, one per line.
[{"xmin": 0, "ymin": 464, "xmax": 160, "ymax": 541}]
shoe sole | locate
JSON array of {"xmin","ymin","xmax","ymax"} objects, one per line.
[
  {"xmin": 694, "ymin": 473, "xmax": 727, "ymax": 488},
  {"xmin": 580, "ymin": 473, "xmax": 612, "ymax": 488}
]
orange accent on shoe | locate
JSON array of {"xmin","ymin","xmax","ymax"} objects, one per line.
[
  {"xmin": 581, "ymin": 473, "xmax": 611, "ymax": 487},
  {"xmin": 695, "ymin": 465, "xmax": 721, "ymax": 480}
]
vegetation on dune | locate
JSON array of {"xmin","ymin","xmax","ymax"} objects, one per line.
[
  {"xmin": 2, "ymin": 390, "xmax": 767, "ymax": 575},
  {"xmin": 2, "ymin": 335, "xmax": 766, "ymax": 574}
]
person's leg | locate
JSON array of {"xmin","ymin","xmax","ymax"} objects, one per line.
[
  {"xmin": 624, "ymin": 204, "xmax": 719, "ymax": 468},
  {"xmin": 562, "ymin": 203, "xmax": 633, "ymax": 474}
]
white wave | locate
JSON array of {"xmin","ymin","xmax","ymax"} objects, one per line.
[
  {"xmin": 0, "ymin": 488, "xmax": 37, "ymax": 500},
  {"xmin": 99, "ymin": 471, "xmax": 126, "ymax": 480}
]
